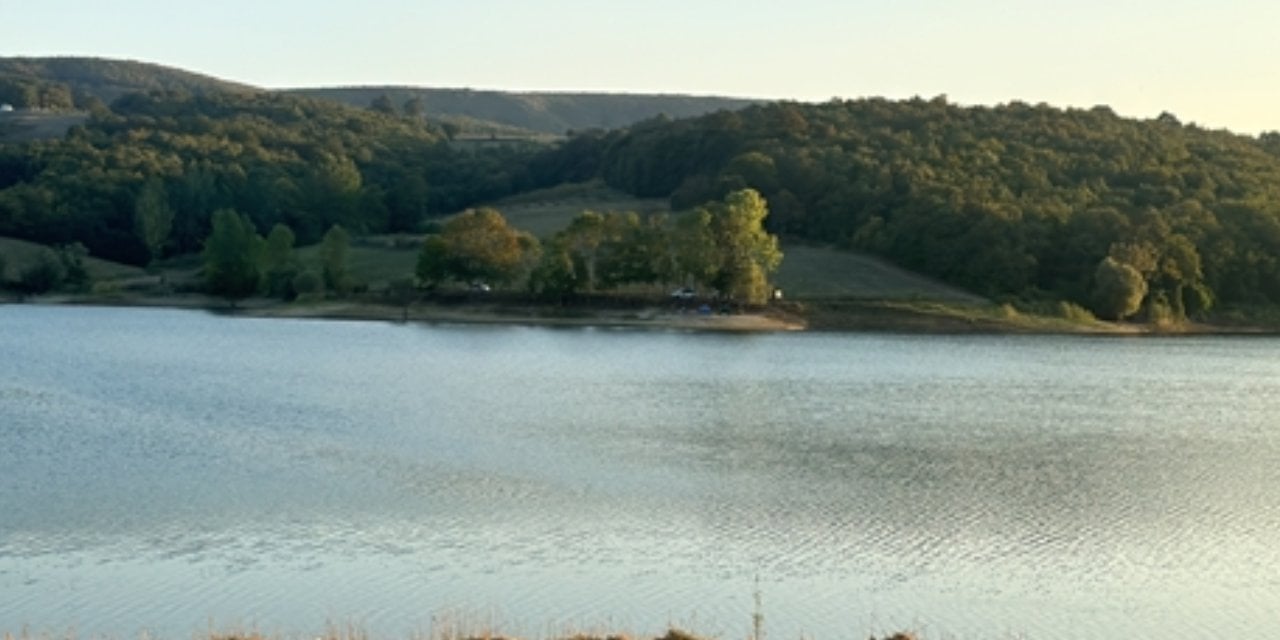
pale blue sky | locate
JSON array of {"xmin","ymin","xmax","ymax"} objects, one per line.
[{"xmin": 3, "ymin": 0, "xmax": 1278, "ymax": 133}]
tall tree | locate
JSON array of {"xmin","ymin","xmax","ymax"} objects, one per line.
[
  {"xmin": 262, "ymin": 223, "xmax": 299, "ymax": 299},
  {"xmin": 134, "ymin": 178, "xmax": 174, "ymax": 268},
  {"xmin": 703, "ymin": 189, "xmax": 783, "ymax": 304},
  {"xmin": 319, "ymin": 224, "xmax": 352, "ymax": 294},
  {"xmin": 203, "ymin": 209, "xmax": 263, "ymax": 305}
]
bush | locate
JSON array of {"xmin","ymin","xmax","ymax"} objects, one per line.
[
  {"xmin": 16, "ymin": 248, "xmax": 65, "ymax": 295},
  {"xmin": 291, "ymin": 269, "xmax": 324, "ymax": 300},
  {"xmin": 1057, "ymin": 301, "xmax": 1096, "ymax": 323}
]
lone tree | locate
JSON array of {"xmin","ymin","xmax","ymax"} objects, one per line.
[
  {"xmin": 203, "ymin": 208, "xmax": 263, "ymax": 305},
  {"xmin": 1092, "ymin": 256, "xmax": 1147, "ymax": 321}
]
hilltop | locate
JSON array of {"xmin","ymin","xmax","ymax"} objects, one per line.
[
  {"xmin": 285, "ymin": 86, "xmax": 762, "ymax": 135},
  {"xmin": 0, "ymin": 57, "xmax": 760, "ymax": 136},
  {"xmin": 0, "ymin": 57, "xmax": 254, "ymax": 106}
]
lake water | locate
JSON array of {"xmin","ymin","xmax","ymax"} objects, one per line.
[{"xmin": 2, "ymin": 305, "xmax": 1279, "ymax": 640}]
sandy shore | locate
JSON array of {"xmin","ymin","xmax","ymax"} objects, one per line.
[
  {"xmin": 13, "ymin": 293, "xmax": 807, "ymax": 332},
  {"xmin": 246, "ymin": 299, "xmax": 808, "ymax": 332}
]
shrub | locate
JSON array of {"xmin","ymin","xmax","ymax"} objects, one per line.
[
  {"xmin": 292, "ymin": 269, "xmax": 324, "ymax": 300},
  {"xmin": 16, "ymin": 248, "xmax": 65, "ymax": 295},
  {"xmin": 1057, "ymin": 301, "xmax": 1096, "ymax": 323}
]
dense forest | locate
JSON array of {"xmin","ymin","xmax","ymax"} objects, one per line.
[
  {"xmin": 534, "ymin": 98, "xmax": 1280, "ymax": 319},
  {"xmin": 7, "ymin": 57, "xmax": 1280, "ymax": 320},
  {"xmin": 0, "ymin": 57, "xmax": 253, "ymax": 108},
  {"xmin": 0, "ymin": 89, "xmax": 546, "ymax": 265}
]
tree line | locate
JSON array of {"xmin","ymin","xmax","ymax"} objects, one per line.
[
  {"xmin": 0, "ymin": 89, "xmax": 550, "ymax": 266},
  {"xmin": 530, "ymin": 98, "xmax": 1280, "ymax": 320},
  {"xmin": 196, "ymin": 188, "xmax": 783, "ymax": 306}
]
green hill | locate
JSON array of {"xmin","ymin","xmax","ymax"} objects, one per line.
[
  {"xmin": 539, "ymin": 98, "xmax": 1280, "ymax": 319},
  {"xmin": 0, "ymin": 57, "xmax": 254, "ymax": 107},
  {"xmin": 285, "ymin": 86, "xmax": 761, "ymax": 136}
]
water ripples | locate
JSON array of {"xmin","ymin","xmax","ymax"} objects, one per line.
[{"xmin": 4, "ymin": 308, "xmax": 1280, "ymax": 638}]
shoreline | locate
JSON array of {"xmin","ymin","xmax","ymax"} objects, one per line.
[{"xmin": 7, "ymin": 292, "xmax": 1280, "ymax": 336}]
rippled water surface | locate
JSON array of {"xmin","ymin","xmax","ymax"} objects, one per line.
[{"xmin": 3, "ymin": 305, "xmax": 1280, "ymax": 639}]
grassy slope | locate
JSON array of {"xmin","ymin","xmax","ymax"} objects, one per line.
[
  {"xmin": 286, "ymin": 86, "xmax": 762, "ymax": 135},
  {"xmin": 0, "ymin": 236, "xmax": 144, "ymax": 281},
  {"xmin": 0, "ymin": 110, "xmax": 89, "ymax": 142},
  {"xmin": 493, "ymin": 184, "xmax": 983, "ymax": 302}
]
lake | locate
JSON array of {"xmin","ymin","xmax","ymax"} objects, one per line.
[{"xmin": 2, "ymin": 305, "xmax": 1279, "ymax": 639}]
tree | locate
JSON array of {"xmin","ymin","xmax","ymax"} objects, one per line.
[
  {"xmin": 15, "ymin": 248, "xmax": 64, "ymax": 296},
  {"xmin": 416, "ymin": 235, "xmax": 450, "ymax": 289},
  {"xmin": 262, "ymin": 223, "xmax": 299, "ymax": 299},
  {"xmin": 1092, "ymin": 257, "xmax": 1147, "ymax": 321},
  {"xmin": 134, "ymin": 178, "xmax": 174, "ymax": 267},
  {"xmin": 403, "ymin": 96, "xmax": 425, "ymax": 119},
  {"xmin": 57, "ymin": 242, "xmax": 90, "ymax": 291},
  {"xmin": 203, "ymin": 209, "xmax": 263, "ymax": 305},
  {"xmin": 370, "ymin": 93, "xmax": 398, "ymax": 115},
  {"xmin": 319, "ymin": 224, "xmax": 352, "ymax": 294},
  {"xmin": 702, "ymin": 189, "xmax": 783, "ymax": 304},
  {"xmin": 418, "ymin": 208, "xmax": 538, "ymax": 287}
]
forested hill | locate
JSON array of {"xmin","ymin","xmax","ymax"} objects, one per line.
[
  {"xmin": 0, "ymin": 57, "xmax": 254, "ymax": 108},
  {"xmin": 285, "ymin": 87, "xmax": 762, "ymax": 135},
  {"xmin": 0, "ymin": 89, "xmax": 549, "ymax": 265},
  {"xmin": 0, "ymin": 57, "xmax": 761, "ymax": 135},
  {"xmin": 546, "ymin": 97, "xmax": 1280, "ymax": 318}
]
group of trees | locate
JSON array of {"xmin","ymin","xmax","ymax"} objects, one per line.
[
  {"xmin": 418, "ymin": 189, "xmax": 783, "ymax": 304},
  {"xmin": 15, "ymin": 77, "xmax": 1280, "ymax": 322},
  {"xmin": 528, "ymin": 98, "xmax": 1280, "ymax": 320},
  {"xmin": 201, "ymin": 210, "xmax": 349, "ymax": 304},
  {"xmin": 0, "ymin": 242, "xmax": 89, "ymax": 296},
  {"xmin": 0, "ymin": 89, "xmax": 550, "ymax": 267}
]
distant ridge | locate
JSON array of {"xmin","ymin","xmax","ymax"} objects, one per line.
[
  {"xmin": 285, "ymin": 86, "xmax": 764, "ymax": 135},
  {"xmin": 0, "ymin": 56, "xmax": 256, "ymax": 103},
  {"xmin": 0, "ymin": 57, "xmax": 763, "ymax": 135}
]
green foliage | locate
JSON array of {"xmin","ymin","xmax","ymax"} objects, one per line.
[
  {"xmin": 1092, "ymin": 257, "xmax": 1148, "ymax": 320},
  {"xmin": 417, "ymin": 208, "xmax": 539, "ymax": 288},
  {"xmin": 319, "ymin": 224, "xmax": 351, "ymax": 294},
  {"xmin": 57, "ymin": 241, "xmax": 89, "ymax": 291},
  {"xmin": 133, "ymin": 178, "xmax": 173, "ymax": 264},
  {"xmin": 291, "ymin": 269, "xmax": 323, "ymax": 299},
  {"xmin": 0, "ymin": 87, "xmax": 546, "ymax": 265},
  {"xmin": 550, "ymin": 97, "xmax": 1280, "ymax": 313},
  {"xmin": 202, "ymin": 208, "xmax": 262, "ymax": 303},
  {"xmin": 261, "ymin": 223, "xmax": 298, "ymax": 299},
  {"xmin": 15, "ymin": 247, "xmax": 64, "ymax": 295},
  {"xmin": 702, "ymin": 189, "xmax": 783, "ymax": 304}
]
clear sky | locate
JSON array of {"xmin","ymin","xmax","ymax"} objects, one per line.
[{"xmin": 3, "ymin": 0, "xmax": 1278, "ymax": 133}]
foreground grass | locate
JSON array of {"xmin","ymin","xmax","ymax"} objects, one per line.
[{"xmin": 4, "ymin": 627, "xmax": 919, "ymax": 640}]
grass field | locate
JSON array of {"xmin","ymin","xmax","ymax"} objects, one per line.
[
  {"xmin": 0, "ymin": 236, "xmax": 144, "ymax": 281},
  {"xmin": 491, "ymin": 183, "xmax": 983, "ymax": 303},
  {"xmin": 493, "ymin": 181, "xmax": 670, "ymax": 239}
]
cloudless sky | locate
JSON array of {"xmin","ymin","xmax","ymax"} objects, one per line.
[{"xmin": 3, "ymin": 0, "xmax": 1278, "ymax": 133}]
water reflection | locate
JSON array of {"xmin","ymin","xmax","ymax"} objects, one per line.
[{"xmin": 2, "ymin": 306, "xmax": 1279, "ymax": 639}]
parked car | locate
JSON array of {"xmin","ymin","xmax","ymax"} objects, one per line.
[
  {"xmin": 670, "ymin": 287, "xmax": 696, "ymax": 300},
  {"xmin": 469, "ymin": 282, "xmax": 491, "ymax": 293}
]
